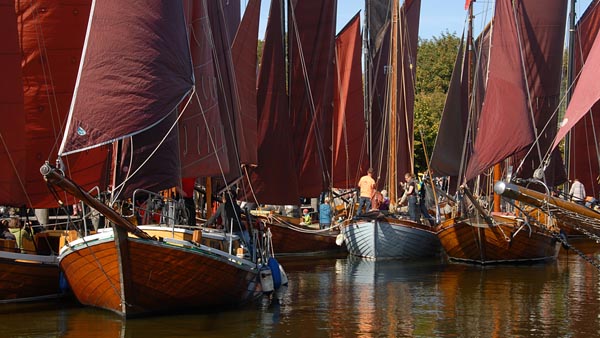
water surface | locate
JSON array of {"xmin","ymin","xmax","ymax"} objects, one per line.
[{"xmin": 1, "ymin": 240, "xmax": 599, "ymax": 337}]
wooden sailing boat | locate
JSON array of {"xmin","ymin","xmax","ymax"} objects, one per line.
[
  {"xmin": 560, "ymin": 0, "xmax": 600, "ymax": 200},
  {"xmin": 340, "ymin": 0, "xmax": 441, "ymax": 259},
  {"xmin": 494, "ymin": 1, "xmax": 600, "ymax": 241},
  {"xmin": 0, "ymin": 0, "xmax": 110, "ymax": 302},
  {"xmin": 42, "ymin": 0, "xmax": 285, "ymax": 317},
  {"xmin": 432, "ymin": 0, "xmax": 566, "ymax": 264}
]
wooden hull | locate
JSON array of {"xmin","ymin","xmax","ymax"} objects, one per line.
[
  {"xmin": 437, "ymin": 216, "xmax": 560, "ymax": 264},
  {"xmin": 59, "ymin": 227, "xmax": 262, "ymax": 317},
  {"xmin": 257, "ymin": 216, "xmax": 345, "ymax": 255},
  {"xmin": 341, "ymin": 217, "xmax": 441, "ymax": 259},
  {"xmin": 0, "ymin": 251, "xmax": 61, "ymax": 302}
]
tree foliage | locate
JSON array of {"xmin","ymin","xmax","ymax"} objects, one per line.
[{"xmin": 413, "ymin": 32, "xmax": 461, "ymax": 174}]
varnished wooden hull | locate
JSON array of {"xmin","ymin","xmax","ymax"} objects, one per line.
[
  {"xmin": 258, "ymin": 216, "xmax": 345, "ymax": 255},
  {"xmin": 341, "ymin": 216, "xmax": 441, "ymax": 259},
  {"xmin": 437, "ymin": 216, "xmax": 560, "ymax": 264},
  {"xmin": 0, "ymin": 252, "xmax": 61, "ymax": 302},
  {"xmin": 59, "ymin": 228, "xmax": 262, "ymax": 317}
]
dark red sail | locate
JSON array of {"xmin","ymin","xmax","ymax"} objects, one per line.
[
  {"xmin": 288, "ymin": 0, "xmax": 337, "ymax": 197},
  {"xmin": 465, "ymin": 0, "xmax": 534, "ymax": 181},
  {"xmin": 511, "ymin": 0, "xmax": 567, "ymax": 187},
  {"xmin": 207, "ymin": 1, "xmax": 242, "ymax": 181},
  {"xmin": 60, "ymin": 0, "xmax": 193, "ymax": 197},
  {"xmin": 370, "ymin": 0, "xmax": 420, "ymax": 188},
  {"xmin": 430, "ymin": 37, "xmax": 468, "ymax": 178},
  {"xmin": 180, "ymin": 0, "xmax": 230, "ymax": 178},
  {"xmin": 231, "ymin": 0, "xmax": 260, "ymax": 166},
  {"xmin": 332, "ymin": 13, "xmax": 367, "ymax": 189},
  {"xmin": 17, "ymin": 1, "xmax": 109, "ymax": 208},
  {"xmin": 223, "ymin": 0, "xmax": 240, "ymax": 46},
  {"xmin": 60, "ymin": 0, "xmax": 194, "ymax": 156},
  {"xmin": 0, "ymin": 0, "xmax": 27, "ymax": 205},
  {"xmin": 559, "ymin": 1, "xmax": 600, "ymax": 196},
  {"xmin": 248, "ymin": 0, "xmax": 299, "ymax": 205}
]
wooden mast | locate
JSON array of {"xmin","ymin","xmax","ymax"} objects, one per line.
[
  {"xmin": 388, "ymin": 0, "xmax": 399, "ymax": 208},
  {"xmin": 563, "ymin": 0, "xmax": 577, "ymax": 192}
]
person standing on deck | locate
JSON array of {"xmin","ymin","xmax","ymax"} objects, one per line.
[
  {"xmin": 404, "ymin": 173, "xmax": 419, "ymax": 222},
  {"xmin": 356, "ymin": 168, "xmax": 376, "ymax": 216},
  {"xmin": 569, "ymin": 178, "xmax": 586, "ymax": 204},
  {"xmin": 319, "ymin": 197, "xmax": 332, "ymax": 229}
]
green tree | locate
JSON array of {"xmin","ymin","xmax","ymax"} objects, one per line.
[{"xmin": 413, "ymin": 31, "xmax": 461, "ymax": 174}]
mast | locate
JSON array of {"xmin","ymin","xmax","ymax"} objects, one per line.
[
  {"xmin": 564, "ymin": 0, "xmax": 577, "ymax": 190},
  {"xmin": 364, "ymin": 0, "xmax": 372, "ymax": 168},
  {"xmin": 388, "ymin": 0, "xmax": 399, "ymax": 207}
]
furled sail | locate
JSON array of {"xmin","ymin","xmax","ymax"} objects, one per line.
[
  {"xmin": 332, "ymin": 13, "xmax": 367, "ymax": 189},
  {"xmin": 248, "ymin": 0, "xmax": 299, "ymax": 205},
  {"xmin": 289, "ymin": 0, "xmax": 337, "ymax": 197}
]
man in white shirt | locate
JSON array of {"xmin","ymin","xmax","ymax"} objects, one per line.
[{"xmin": 569, "ymin": 178, "xmax": 586, "ymax": 204}]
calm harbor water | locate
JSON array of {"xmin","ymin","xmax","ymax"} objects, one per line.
[{"xmin": 1, "ymin": 239, "xmax": 600, "ymax": 337}]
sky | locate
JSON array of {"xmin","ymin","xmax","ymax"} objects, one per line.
[{"xmin": 242, "ymin": 0, "xmax": 594, "ymax": 41}]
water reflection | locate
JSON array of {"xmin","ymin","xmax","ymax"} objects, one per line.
[{"xmin": 0, "ymin": 242, "xmax": 599, "ymax": 337}]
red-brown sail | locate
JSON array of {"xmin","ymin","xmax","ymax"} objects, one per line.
[
  {"xmin": 18, "ymin": 1, "xmax": 109, "ymax": 207},
  {"xmin": 332, "ymin": 13, "xmax": 367, "ymax": 189},
  {"xmin": 207, "ymin": 1, "xmax": 242, "ymax": 181},
  {"xmin": 430, "ymin": 37, "xmax": 468, "ymax": 178},
  {"xmin": 369, "ymin": 0, "xmax": 420, "ymax": 189},
  {"xmin": 59, "ymin": 0, "xmax": 193, "ymax": 198},
  {"xmin": 60, "ymin": 0, "xmax": 194, "ymax": 156},
  {"xmin": 0, "ymin": 0, "xmax": 26, "ymax": 205},
  {"xmin": 231, "ymin": 0, "xmax": 260, "ymax": 166},
  {"xmin": 288, "ymin": 0, "xmax": 337, "ymax": 197},
  {"xmin": 464, "ymin": 0, "xmax": 534, "ymax": 181},
  {"xmin": 248, "ymin": 0, "xmax": 299, "ymax": 205},
  {"xmin": 180, "ymin": 0, "xmax": 229, "ymax": 178},
  {"xmin": 395, "ymin": 0, "xmax": 420, "ymax": 180},
  {"xmin": 559, "ymin": 1, "xmax": 600, "ymax": 195},
  {"xmin": 511, "ymin": 0, "xmax": 567, "ymax": 187}
]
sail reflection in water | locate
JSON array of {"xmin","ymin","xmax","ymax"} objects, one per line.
[{"xmin": 1, "ymin": 243, "xmax": 600, "ymax": 336}]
